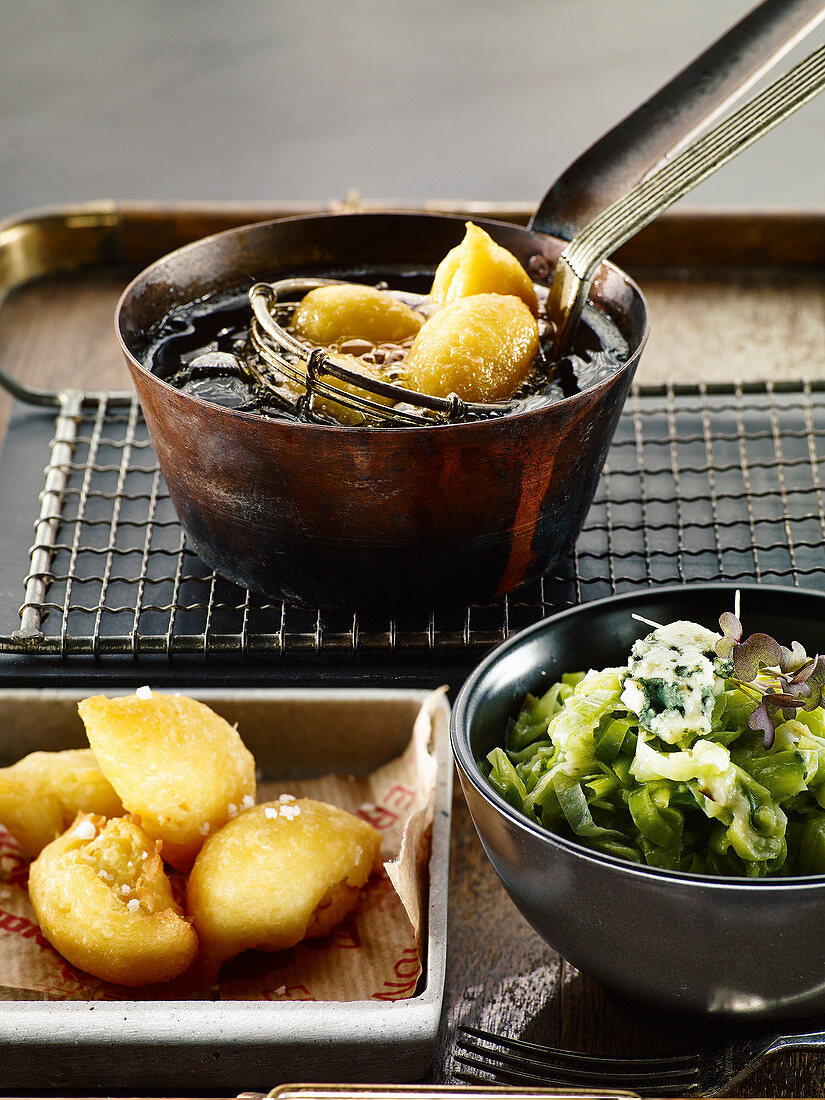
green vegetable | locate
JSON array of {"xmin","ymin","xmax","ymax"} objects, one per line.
[{"xmin": 485, "ymin": 618, "xmax": 825, "ymax": 878}]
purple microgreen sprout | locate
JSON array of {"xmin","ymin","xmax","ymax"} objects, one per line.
[
  {"xmin": 780, "ymin": 640, "xmax": 808, "ymax": 672},
  {"xmin": 716, "ymin": 611, "xmax": 742, "ymax": 660},
  {"xmin": 714, "ymin": 598, "xmax": 822, "ymax": 750},
  {"xmin": 732, "ymin": 633, "xmax": 784, "ymax": 683},
  {"xmin": 747, "ymin": 700, "xmax": 775, "ymax": 742}
]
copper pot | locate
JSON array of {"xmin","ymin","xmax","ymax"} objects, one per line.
[{"xmin": 116, "ymin": 212, "xmax": 645, "ymax": 609}]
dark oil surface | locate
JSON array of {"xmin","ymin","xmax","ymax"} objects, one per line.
[{"xmin": 143, "ymin": 276, "xmax": 630, "ymax": 423}]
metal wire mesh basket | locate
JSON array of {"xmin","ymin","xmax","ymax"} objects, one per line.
[
  {"xmin": 247, "ymin": 278, "xmax": 520, "ymax": 426},
  {"xmin": 1, "ymin": 377, "xmax": 823, "ymax": 659}
]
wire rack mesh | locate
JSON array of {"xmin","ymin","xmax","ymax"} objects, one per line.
[{"xmin": 2, "ymin": 379, "xmax": 825, "ymax": 659}]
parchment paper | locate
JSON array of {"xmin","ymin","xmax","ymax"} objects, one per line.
[{"xmin": 0, "ymin": 689, "xmax": 444, "ymax": 1002}]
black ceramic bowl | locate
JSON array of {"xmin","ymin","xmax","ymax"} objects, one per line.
[{"xmin": 451, "ymin": 582, "xmax": 825, "ymax": 1019}]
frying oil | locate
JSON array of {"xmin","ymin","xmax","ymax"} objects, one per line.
[{"xmin": 143, "ymin": 275, "xmax": 629, "ymax": 423}]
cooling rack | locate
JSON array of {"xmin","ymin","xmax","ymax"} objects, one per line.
[{"xmin": 1, "ymin": 378, "xmax": 823, "ymax": 659}]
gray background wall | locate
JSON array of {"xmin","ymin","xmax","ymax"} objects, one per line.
[{"xmin": 1, "ymin": 0, "xmax": 824, "ymax": 220}]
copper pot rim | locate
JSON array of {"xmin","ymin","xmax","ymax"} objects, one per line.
[{"xmin": 115, "ymin": 210, "xmax": 650, "ymax": 436}]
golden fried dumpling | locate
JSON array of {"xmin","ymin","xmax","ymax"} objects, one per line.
[
  {"xmin": 28, "ymin": 813, "xmax": 198, "ymax": 986},
  {"xmin": 78, "ymin": 690, "xmax": 256, "ymax": 871},
  {"xmin": 430, "ymin": 222, "xmax": 539, "ymax": 316},
  {"xmin": 187, "ymin": 797, "xmax": 382, "ymax": 981},
  {"xmin": 404, "ymin": 293, "xmax": 539, "ymax": 403},
  {"xmin": 291, "ymin": 284, "xmax": 423, "ymax": 348},
  {"xmin": 0, "ymin": 748, "xmax": 123, "ymax": 858}
]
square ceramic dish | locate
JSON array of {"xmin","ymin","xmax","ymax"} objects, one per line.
[{"xmin": 0, "ymin": 687, "xmax": 451, "ymax": 1092}]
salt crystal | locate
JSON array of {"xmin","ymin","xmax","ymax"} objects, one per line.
[
  {"xmin": 126, "ymin": 898, "xmax": 141, "ymax": 913},
  {"xmin": 227, "ymin": 803, "xmax": 238, "ymax": 818},
  {"xmin": 139, "ymin": 850, "xmax": 148, "ymax": 861},
  {"xmin": 120, "ymin": 884, "xmax": 131, "ymax": 895},
  {"xmin": 280, "ymin": 805, "xmax": 301, "ymax": 820},
  {"xmin": 135, "ymin": 685, "xmax": 152, "ymax": 701},
  {"xmin": 264, "ymin": 807, "xmax": 279, "ymax": 819},
  {"xmin": 278, "ymin": 793, "xmax": 296, "ymax": 804},
  {"xmin": 274, "ymin": 985, "xmax": 286, "ymax": 996},
  {"xmin": 241, "ymin": 795, "xmax": 254, "ymax": 810},
  {"xmin": 198, "ymin": 822, "xmax": 211, "ymax": 837},
  {"xmin": 73, "ymin": 819, "xmax": 96, "ymax": 841}
]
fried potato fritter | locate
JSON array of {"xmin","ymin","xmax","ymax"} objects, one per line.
[
  {"xmin": 187, "ymin": 797, "xmax": 382, "ymax": 980},
  {"xmin": 78, "ymin": 691, "xmax": 256, "ymax": 871},
  {"xmin": 28, "ymin": 813, "xmax": 198, "ymax": 986},
  {"xmin": 0, "ymin": 748, "xmax": 123, "ymax": 858}
]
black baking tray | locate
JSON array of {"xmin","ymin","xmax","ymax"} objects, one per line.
[{"xmin": 1, "ymin": 378, "xmax": 824, "ymax": 689}]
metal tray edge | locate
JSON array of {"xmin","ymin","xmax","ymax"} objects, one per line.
[{"xmin": 0, "ymin": 686, "xmax": 452, "ymax": 1090}]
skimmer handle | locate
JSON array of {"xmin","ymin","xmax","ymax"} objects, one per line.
[
  {"xmin": 531, "ymin": 0, "xmax": 825, "ymax": 242},
  {"xmin": 548, "ymin": 41, "xmax": 825, "ymax": 359}
]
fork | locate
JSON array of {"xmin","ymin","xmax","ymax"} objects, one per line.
[{"xmin": 454, "ymin": 1024, "xmax": 825, "ymax": 1096}]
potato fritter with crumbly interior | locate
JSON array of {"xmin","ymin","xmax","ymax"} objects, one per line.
[
  {"xmin": 28, "ymin": 813, "xmax": 198, "ymax": 986},
  {"xmin": 78, "ymin": 690, "xmax": 256, "ymax": 871},
  {"xmin": 187, "ymin": 797, "xmax": 382, "ymax": 981}
]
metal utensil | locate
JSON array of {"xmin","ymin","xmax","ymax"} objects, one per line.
[
  {"xmin": 532, "ymin": 0, "xmax": 825, "ymax": 241},
  {"xmin": 150, "ymin": 0, "xmax": 825, "ymax": 433},
  {"xmin": 454, "ymin": 1024, "xmax": 825, "ymax": 1097},
  {"xmin": 548, "ymin": 40, "xmax": 825, "ymax": 358}
]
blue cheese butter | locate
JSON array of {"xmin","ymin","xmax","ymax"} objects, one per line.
[{"xmin": 620, "ymin": 621, "xmax": 723, "ymax": 742}]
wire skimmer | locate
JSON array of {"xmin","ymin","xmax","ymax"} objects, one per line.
[
  {"xmin": 2, "ymin": 378, "xmax": 825, "ymax": 658},
  {"xmin": 249, "ymin": 278, "xmax": 520, "ymax": 426}
]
